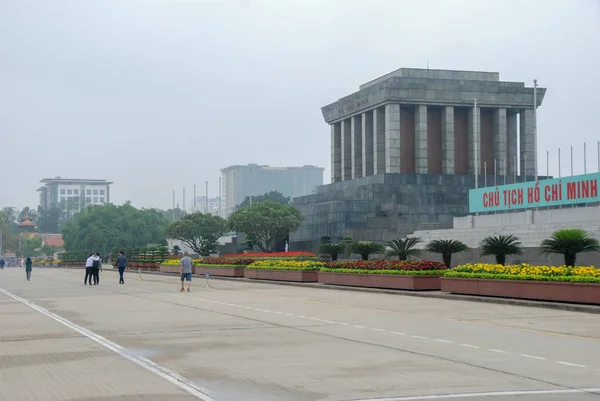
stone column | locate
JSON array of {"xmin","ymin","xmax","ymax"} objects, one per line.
[
  {"xmin": 373, "ymin": 107, "xmax": 386, "ymax": 174},
  {"xmin": 493, "ymin": 108, "xmax": 507, "ymax": 177},
  {"xmin": 468, "ymin": 106, "xmax": 481, "ymax": 174},
  {"xmin": 384, "ymin": 104, "xmax": 401, "ymax": 173},
  {"xmin": 415, "ymin": 105, "xmax": 428, "ymax": 173},
  {"xmin": 362, "ymin": 111, "xmax": 374, "ymax": 177},
  {"xmin": 520, "ymin": 108, "xmax": 535, "ymax": 178},
  {"xmin": 341, "ymin": 119, "xmax": 352, "ymax": 181},
  {"xmin": 351, "ymin": 115, "xmax": 363, "ymax": 179},
  {"xmin": 330, "ymin": 122, "xmax": 342, "ymax": 183},
  {"xmin": 507, "ymin": 112, "xmax": 518, "ymax": 176},
  {"xmin": 441, "ymin": 106, "xmax": 455, "ymax": 174}
]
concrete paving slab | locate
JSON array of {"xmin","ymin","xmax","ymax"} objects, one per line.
[{"xmin": 1, "ymin": 268, "xmax": 599, "ymax": 401}]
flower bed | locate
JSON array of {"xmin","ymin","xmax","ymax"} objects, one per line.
[
  {"xmin": 224, "ymin": 251, "xmax": 318, "ymax": 260},
  {"xmin": 244, "ymin": 259, "xmax": 323, "ymax": 282},
  {"xmin": 442, "ymin": 263, "xmax": 600, "ymax": 304},
  {"xmin": 319, "ymin": 260, "xmax": 447, "ymax": 291},
  {"xmin": 195, "ymin": 257, "xmax": 254, "ymax": 266}
]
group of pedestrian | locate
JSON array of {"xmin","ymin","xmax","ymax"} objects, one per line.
[{"xmin": 84, "ymin": 253, "xmax": 102, "ymax": 285}]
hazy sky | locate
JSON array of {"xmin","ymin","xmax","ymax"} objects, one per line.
[{"xmin": 1, "ymin": 0, "xmax": 599, "ymax": 211}]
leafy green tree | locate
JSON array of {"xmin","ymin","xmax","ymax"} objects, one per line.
[
  {"xmin": 166, "ymin": 213, "xmax": 228, "ymax": 256},
  {"xmin": 40, "ymin": 244, "xmax": 60, "ymax": 258},
  {"xmin": 37, "ymin": 206, "xmax": 63, "ymax": 233},
  {"xmin": 350, "ymin": 241, "xmax": 384, "ymax": 261},
  {"xmin": 21, "ymin": 237, "xmax": 42, "ymax": 257},
  {"xmin": 61, "ymin": 204, "xmax": 170, "ymax": 255},
  {"xmin": 171, "ymin": 245, "xmax": 181, "ymax": 255},
  {"xmin": 385, "ymin": 237, "xmax": 422, "ymax": 260},
  {"xmin": 0, "ymin": 211, "xmax": 19, "ymax": 254},
  {"xmin": 426, "ymin": 239, "xmax": 469, "ymax": 268},
  {"xmin": 228, "ymin": 201, "xmax": 305, "ymax": 252},
  {"xmin": 160, "ymin": 208, "xmax": 185, "ymax": 222},
  {"xmin": 540, "ymin": 229, "xmax": 600, "ymax": 267},
  {"xmin": 480, "ymin": 234, "xmax": 523, "ymax": 266},
  {"xmin": 19, "ymin": 206, "xmax": 38, "ymax": 222},
  {"xmin": 238, "ymin": 191, "xmax": 290, "ymax": 209}
]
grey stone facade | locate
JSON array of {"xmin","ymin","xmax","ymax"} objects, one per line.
[{"xmin": 290, "ymin": 68, "xmax": 546, "ymax": 251}]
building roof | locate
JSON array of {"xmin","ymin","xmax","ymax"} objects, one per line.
[
  {"xmin": 43, "ymin": 234, "xmax": 64, "ymax": 248},
  {"xmin": 221, "ymin": 164, "xmax": 324, "ymax": 173}
]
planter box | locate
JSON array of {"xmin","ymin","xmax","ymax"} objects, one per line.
[
  {"xmin": 159, "ymin": 265, "xmax": 196, "ymax": 274},
  {"xmin": 195, "ymin": 265, "xmax": 245, "ymax": 277},
  {"xmin": 318, "ymin": 272, "xmax": 441, "ymax": 291},
  {"xmin": 244, "ymin": 269, "xmax": 318, "ymax": 282},
  {"xmin": 441, "ymin": 277, "xmax": 600, "ymax": 305}
]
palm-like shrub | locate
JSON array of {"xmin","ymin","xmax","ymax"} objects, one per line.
[
  {"xmin": 540, "ymin": 229, "xmax": 600, "ymax": 267},
  {"xmin": 317, "ymin": 243, "xmax": 346, "ymax": 261},
  {"xmin": 480, "ymin": 234, "xmax": 523, "ymax": 265},
  {"xmin": 426, "ymin": 239, "xmax": 468, "ymax": 268},
  {"xmin": 385, "ymin": 237, "xmax": 422, "ymax": 261},
  {"xmin": 349, "ymin": 241, "xmax": 384, "ymax": 261}
]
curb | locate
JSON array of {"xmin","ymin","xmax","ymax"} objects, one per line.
[{"xmin": 79, "ymin": 267, "xmax": 600, "ymax": 315}]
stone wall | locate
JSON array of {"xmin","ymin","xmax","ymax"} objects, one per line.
[{"xmin": 290, "ymin": 173, "xmax": 475, "ymax": 251}]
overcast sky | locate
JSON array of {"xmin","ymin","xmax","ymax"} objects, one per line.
[{"xmin": 1, "ymin": 0, "xmax": 599, "ymax": 211}]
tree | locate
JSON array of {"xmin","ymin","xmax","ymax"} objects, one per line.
[
  {"xmin": 540, "ymin": 229, "xmax": 600, "ymax": 267},
  {"xmin": 480, "ymin": 234, "xmax": 523, "ymax": 265},
  {"xmin": 171, "ymin": 245, "xmax": 181, "ymax": 255},
  {"xmin": 228, "ymin": 201, "xmax": 305, "ymax": 252},
  {"xmin": 61, "ymin": 204, "xmax": 170, "ymax": 255},
  {"xmin": 350, "ymin": 241, "xmax": 384, "ymax": 261},
  {"xmin": 0, "ymin": 211, "xmax": 19, "ymax": 254},
  {"xmin": 385, "ymin": 237, "xmax": 422, "ymax": 260},
  {"xmin": 426, "ymin": 239, "xmax": 468, "ymax": 268},
  {"xmin": 160, "ymin": 208, "xmax": 185, "ymax": 222},
  {"xmin": 19, "ymin": 206, "xmax": 38, "ymax": 222},
  {"xmin": 166, "ymin": 213, "xmax": 228, "ymax": 256},
  {"xmin": 36, "ymin": 206, "xmax": 62, "ymax": 233},
  {"xmin": 238, "ymin": 191, "xmax": 290, "ymax": 209},
  {"xmin": 40, "ymin": 244, "xmax": 60, "ymax": 258},
  {"xmin": 318, "ymin": 243, "xmax": 345, "ymax": 261},
  {"xmin": 21, "ymin": 236, "xmax": 42, "ymax": 257}
]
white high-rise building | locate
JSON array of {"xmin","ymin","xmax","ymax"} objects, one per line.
[{"xmin": 220, "ymin": 164, "xmax": 324, "ymax": 217}]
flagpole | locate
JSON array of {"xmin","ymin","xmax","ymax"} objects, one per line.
[
  {"xmin": 570, "ymin": 146, "xmax": 574, "ymax": 176},
  {"xmin": 558, "ymin": 148, "xmax": 561, "ymax": 178},
  {"xmin": 584, "ymin": 143, "xmax": 587, "ymax": 174},
  {"xmin": 546, "ymin": 150, "xmax": 549, "ymax": 179},
  {"xmin": 503, "ymin": 157, "xmax": 506, "ymax": 185},
  {"xmin": 494, "ymin": 159, "xmax": 497, "ymax": 187},
  {"xmin": 473, "ymin": 98, "xmax": 479, "ymax": 189},
  {"xmin": 533, "ymin": 79, "xmax": 538, "ymax": 181}
]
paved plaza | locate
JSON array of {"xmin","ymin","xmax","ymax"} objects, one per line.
[{"xmin": 1, "ymin": 267, "xmax": 599, "ymax": 401}]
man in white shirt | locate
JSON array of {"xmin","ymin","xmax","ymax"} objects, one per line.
[{"xmin": 85, "ymin": 253, "xmax": 99, "ymax": 286}]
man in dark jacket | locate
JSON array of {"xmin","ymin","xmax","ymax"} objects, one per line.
[{"xmin": 116, "ymin": 251, "xmax": 127, "ymax": 284}]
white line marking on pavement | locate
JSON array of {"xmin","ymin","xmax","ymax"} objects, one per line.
[
  {"xmin": 520, "ymin": 354, "xmax": 546, "ymax": 360},
  {"xmin": 390, "ymin": 332, "xmax": 406, "ymax": 336},
  {"xmin": 460, "ymin": 344, "xmax": 479, "ymax": 349},
  {"xmin": 354, "ymin": 325, "xmax": 368, "ymax": 329},
  {"xmin": 0, "ymin": 288, "xmax": 217, "ymax": 401},
  {"xmin": 488, "ymin": 349, "xmax": 508, "ymax": 354},
  {"xmin": 434, "ymin": 339, "xmax": 453, "ymax": 344},
  {"xmin": 337, "ymin": 322, "xmax": 349, "ymax": 326},
  {"xmin": 411, "ymin": 335, "xmax": 428, "ymax": 340},
  {"xmin": 557, "ymin": 361, "xmax": 587, "ymax": 368},
  {"xmin": 351, "ymin": 388, "xmax": 600, "ymax": 400},
  {"xmin": 371, "ymin": 328, "xmax": 385, "ymax": 332}
]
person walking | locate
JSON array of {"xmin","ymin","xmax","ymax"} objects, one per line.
[
  {"xmin": 84, "ymin": 253, "xmax": 98, "ymax": 285},
  {"xmin": 179, "ymin": 252, "xmax": 193, "ymax": 292},
  {"xmin": 25, "ymin": 257, "xmax": 32, "ymax": 281},
  {"xmin": 93, "ymin": 253, "xmax": 101, "ymax": 285},
  {"xmin": 116, "ymin": 251, "xmax": 127, "ymax": 284},
  {"xmin": 0, "ymin": 257, "xmax": 5, "ymax": 269}
]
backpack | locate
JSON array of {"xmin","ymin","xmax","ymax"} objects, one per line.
[{"xmin": 92, "ymin": 259, "xmax": 99, "ymax": 269}]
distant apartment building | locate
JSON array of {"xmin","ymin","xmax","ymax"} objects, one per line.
[
  {"xmin": 221, "ymin": 164, "xmax": 324, "ymax": 217},
  {"xmin": 37, "ymin": 177, "xmax": 112, "ymax": 211},
  {"xmin": 194, "ymin": 196, "xmax": 225, "ymax": 216}
]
